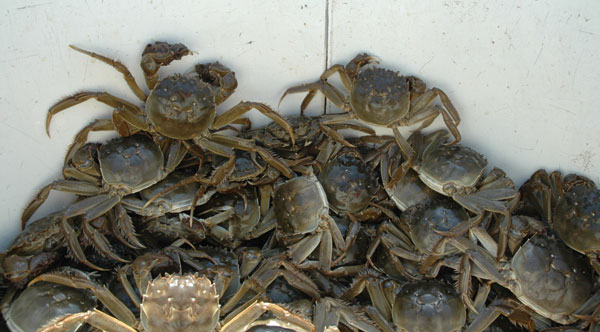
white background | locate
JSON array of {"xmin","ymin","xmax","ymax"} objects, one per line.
[{"xmin": 1, "ymin": 0, "xmax": 599, "ymax": 250}]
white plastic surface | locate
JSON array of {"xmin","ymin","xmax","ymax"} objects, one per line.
[{"xmin": 0, "ymin": 0, "xmax": 598, "ymax": 250}]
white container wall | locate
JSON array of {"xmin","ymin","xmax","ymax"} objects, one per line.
[{"xmin": 1, "ymin": 0, "xmax": 599, "ymax": 249}]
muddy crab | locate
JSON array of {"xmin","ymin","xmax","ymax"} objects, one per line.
[
  {"xmin": 45, "ymin": 41, "xmax": 296, "ymax": 179},
  {"xmin": 281, "ymin": 52, "xmax": 460, "ymax": 161},
  {"xmin": 521, "ymin": 169, "xmax": 600, "ymax": 274}
]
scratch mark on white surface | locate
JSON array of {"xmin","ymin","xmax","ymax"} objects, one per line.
[
  {"xmin": 533, "ymin": 42, "xmax": 544, "ymax": 65},
  {"xmin": 16, "ymin": 2, "xmax": 50, "ymax": 10},
  {"xmin": 0, "ymin": 54, "xmax": 40, "ymax": 63},
  {"xmin": 572, "ymin": 150, "xmax": 596, "ymax": 172},
  {"xmin": 458, "ymin": 3, "xmax": 477, "ymax": 23},
  {"xmin": 418, "ymin": 56, "xmax": 435, "ymax": 74},
  {"xmin": 578, "ymin": 30, "xmax": 599, "ymax": 36}
]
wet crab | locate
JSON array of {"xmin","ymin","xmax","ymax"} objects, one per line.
[
  {"xmin": 280, "ymin": 52, "xmax": 461, "ymax": 162},
  {"xmin": 45, "ymin": 41, "xmax": 296, "ymax": 179},
  {"xmin": 4, "ymin": 210, "xmax": 136, "ymax": 283},
  {"xmin": 21, "ymin": 134, "xmax": 186, "ymax": 255},
  {"xmin": 380, "ymin": 144, "xmax": 439, "ymax": 211},
  {"xmin": 268, "ymin": 174, "xmax": 351, "ymax": 274},
  {"xmin": 365, "ymin": 197, "xmax": 487, "ymax": 304},
  {"xmin": 520, "ymin": 169, "xmax": 600, "ymax": 274},
  {"xmin": 401, "ymin": 130, "xmax": 520, "ymax": 258},
  {"xmin": 342, "ymin": 276, "xmax": 467, "ymax": 332},
  {"xmin": 31, "ymin": 272, "xmax": 314, "ymax": 332},
  {"xmin": 2, "ymin": 274, "xmax": 97, "ymax": 332},
  {"xmin": 448, "ymin": 233, "xmax": 599, "ymax": 326}
]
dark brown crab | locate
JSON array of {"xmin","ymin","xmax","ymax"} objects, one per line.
[
  {"xmin": 45, "ymin": 41, "xmax": 296, "ymax": 179},
  {"xmin": 280, "ymin": 53, "xmax": 461, "ymax": 161},
  {"xmin": 4, "ymin": 210, "xmax": 137, "ymax": 283},
  {"xmin": 21, "ymin": 134, "xmax": 186, "ymax": 262},
  {"xmin": 449, "ymin": 232, "xmax": 599, "ymax": 327},
  {"xmin": 402, "ymin": 130, "xmax": 520, "ymax": 258},
  {"xmin": 269, "ymin": 174, "xmax": 352, "ymax": 274},
  {"xmin": 520, "ymin": 169, "xmax": 600, "ymax": 274},
  {"xmin": 342, "ymin": 276, "xmax": 467, "ymax": 332}
]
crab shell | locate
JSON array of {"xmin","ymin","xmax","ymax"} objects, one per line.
[
  {"xmin": 554, "ymin": 184, "xmax": 600, "ymax": 255},
  {"xmin": 350, "ymin": 67, "xmax": 411, "ymax": 126},
  {"xmin": 319, "ymin": 148, "xmax": 378, "ymax": 214},
  {"xmin": 406, "ymin": 198, "xmax": 470, "ymax": 255},
  {"xmin": 6, "ymin": 281, "xmax": 96, "ymax": 332},
  {"xmin": 392, "ymin": 280, "xmax": 466, "ymax": 332},
  {"xmin": 146, "ymin": 75, "xmax": 217, "ymax": 140},
  {"xmin": 98, "ymin": 134, "xmax": 164, "ymax": 194},
  {"xmin": 508, "ymin": 234, "xmax": 593, "ymax": 324},
  {"xmin": 273, "ymin": 175, "xmax": 329, "ymax": 235},
  {"xmin": 141, "ymin": 274, "xmax": 219, "ymax": 332},
  {"xmin": 418, "ymin": 144, "xmax": 487, "ymax": 196}
]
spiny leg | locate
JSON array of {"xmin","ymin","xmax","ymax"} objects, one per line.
[
  {"xmin": 212, "ymin": 101, "xmax": 296, "ymax": 146},
  {"xmin": 220, "ymin": 301, "xmax": 315, "ymax": 332},
  {"xmin": 406, "ymin": 88, "xmax": 461, "ymax": 144},
  {"xmin": 70, "ymin": 45, "xmax": 147, "ymax": 102},
  {"xmin": 38, "ymin": 309, "xmax": 136, "ymax": 332},
  {"xmin": 46, "ymin": 92, "xmax": 146, "ymax": 136},
  {"xmin": 81, "ymin": 218, "xmax": 129, "ymax": 263},
  {"xmin": 208, "ymin": 134, "xmax": 294, "ymax": 178},
  {"xmin": 22, "ymin": 179, "xmax": 104, "ymax": 228}
]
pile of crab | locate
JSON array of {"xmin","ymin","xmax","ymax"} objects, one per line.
[{"xmin": 1, "ymin": 42, "xmax": 599, "ymax": 332}]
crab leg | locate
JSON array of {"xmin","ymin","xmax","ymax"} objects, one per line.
[
  {"xmin": 410, "ymin": 89, "xmax": 461, "ymax": 142},
  {"xmin": 315, "ymin": 297, "xmax": 380, "ymax": 332},
  {"xmin": 220, "ymin": 256, "xmax": 320, "ymax": 315},
  {"xmin": 22, "ymin": 180, "xmax": 104, "ymax": 228},
  {"xmin": 212, "ymin": 101, "xmax": 296, "ymax": 146},
  {"xmin": 81, "ymin": 219, "xmax": 129, "ymax": 263},
  {"xmin": 208, "ymin": 134, "xmax": 294, "ymax": 178},
  {"xmin": 46, "ymin": 92, "xmax": 146, "ymax": 137},
  {"xmin": 220, "ymin": 301, "xmax": 315, "ymax": 332},
  {"xmin": 60, "ymin": 218, "xmax": 108, "ymax": 271},
  {"xmin": 38, "ymin": 309, "xmax": 136, "ymax": 332},
  {"xmin": 63, "ymin": 119, "xmax": 115, "ymax": 171},
  {"xmin": 70, "ymin": 45, "xmax": 147, "ymax": 101}
]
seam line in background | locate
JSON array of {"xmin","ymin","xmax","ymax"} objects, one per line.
[{"xmin": 324, "ymin": 0, "xmax": 332, "ymax": 114}]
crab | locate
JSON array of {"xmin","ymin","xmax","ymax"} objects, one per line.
[
  {"xmin": 45, "ymin": 41, "xmax": 296, "ymax": 179},
  {"xmin": 280, "ymin": 52, "xmax": 461, "ymax": 164},
  {"xmin": 398, "ymin": 130, "xmax": 520, "ymax": 258},
  {"xmin": 120, "ymin": 168, "xmax": 217, "ymax": 217},
  {"xmin": 1, "ymin": 272, "xmax": 97, "ymax": 332},
  {"xmin": 342, "ymin": 276, "xmax": 467, "ymax": 332},
  {"xmin": 21, "ymin": 133, "xmax": 189, "ymax": 255},
  {"xmin": 447, "ymin": 232, "xmax": 599, "ymax": 326},
  {"xmin": 520, "ymin": 169, "xmax": 600, "ymax": 274},
  {"xmin": 195, "ymin": 186, "xmax": 273, "ymax": 248},
  {"xmin": 365, "ymin": 197, "xmax": 490, "ymax": 306},
  {"xmin": 3, "ymin": 210, "xmax": 138, "ymax": 283},
  {"xmin": 380, "ymin": 144, "xmax": 440, "ymax": 211},
  {"xmin": 266, "ymin": 174, "xmax": 352, "ymax": 274},
  {"xmin": 25, "ymin": 243, "xmax": 313, "ymax": 332},
  {"xmin": 30, "ymin": 272, "xmax": 314, "ymax": 332}
]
